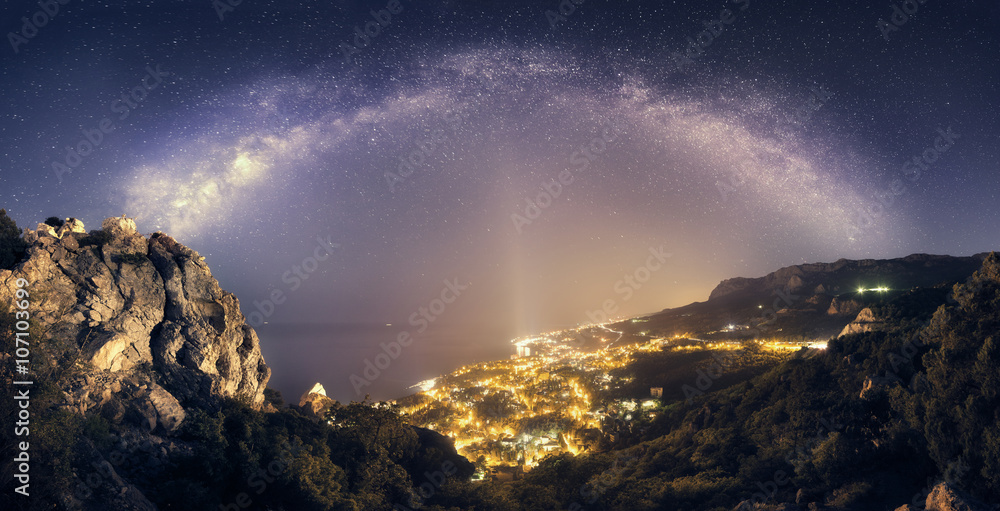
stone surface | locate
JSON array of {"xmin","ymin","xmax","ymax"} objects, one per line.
[
  {"xmin": 149, "ymin": 384, "xmax": 186, "ymax": 433},
  {"xmin": 839, "ymin": 307, "xmax": 884, "ymax": 337},
  {"xmin": 36, "ymin": 222, "xmax": 58, "ymax": 238},
  {"xmin": 925, "ymin": 482, "xmax": 992, "ymax": 511},
  {"xmin": 859, "ymin": 373, "xmax": 902, "ymax": 400},
  {"xmin": 299, "ymin": 382, "xmax": 336, "ymax": 417},
  {"xmin": 147, "ymin": 232, "xmax": 270, "ymax": 409},
  {"xmin": 826, "ymin": 297, "xmax": 861, "ymax": 316},
  {"xmin": 58, "ymin": 217, "xmax": 87, "ymax": 237},
  {"xmin": 102, "ymin": 215, "xmax": 138, "ymax": 235},
  {"xmin": 0, "ymin": 216, "xmax": 270, "ymax": 413}
]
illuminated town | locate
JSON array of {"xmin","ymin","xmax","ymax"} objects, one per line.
[{"xmin": 398, "ymin": 320, "xmax": 819, "ymax": 479}]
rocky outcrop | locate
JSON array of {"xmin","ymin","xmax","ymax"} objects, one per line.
[
  {"xmin": 146, "ymin": 231, "xmax": 270, "ymax": 409},
  {"xmin": 299, "ymin": 382, "xmax": 337, "ymax": 418},
  {"xmin": 0, "ymin": 216, "xmax": 271, "ymax": 426},
  {"xmin": 148, "ymin": 384, "xmax": 186, "ymax": 433},
  {"xmin": 923, "ymin": 482, "xmax": 992, "ymax": 511},
  {"xmin": 826, "ymin": 297, "xmax": 861, "ymax": 316},
  {"xmin": 859, "ymin": 373, "xmax": 902, "ymax": 400},
  {"xmin": 838, "ymin": 308, "xmax": 883, "ymax": 337}
]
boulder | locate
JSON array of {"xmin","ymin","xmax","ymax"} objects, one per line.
[
  {"xmin": 925, "ymin": 482, "xmax": 992, "ymax": 511},
  {"xmin": 148, "ymin": 384, "xmax": 186, "ymax": 433},
  {"xmin": 57, "ymin": 217, "xmax": 86, "ymax": 237},
  {"xmin": 102, "ymin": 215, "xmax": 138, "ymax": 235},
  {"xmin": 35, "ymin": 222, "xmax": 58, "ymax": 238}
]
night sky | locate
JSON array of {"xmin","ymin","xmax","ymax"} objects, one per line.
[{"xmin": 1, "ymin": 1, "xmax": 998, "ymax": 374}]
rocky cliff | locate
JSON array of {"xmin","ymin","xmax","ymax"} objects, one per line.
[
  {"xmin": 0, "ymin": 216, "xmax": 270, "ymax": 432},
  {"xmin": 708, "ymin": 253, "xmax": 988, "ymax": 303}
]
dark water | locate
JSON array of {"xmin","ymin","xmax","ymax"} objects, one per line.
[{"xmin": 255, "ymin": 322, "xmax": 513, "ymax": 404}]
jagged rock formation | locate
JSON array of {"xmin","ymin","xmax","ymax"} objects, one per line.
[
  {"xmin": 826, "ymin": 296, "xmax": 862, "ymax": 316},
  {"xmin": 0, "ymin": 216, "xmax": 271, "ymax": 430},
  {"xmin": 839, "ymin": 307, "xmax": 884, "ymax": 337},
  {"xmin": 299, "ymin": 382, "xmax": 337, "ymax": 417}
]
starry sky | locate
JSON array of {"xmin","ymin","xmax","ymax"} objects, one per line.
[{"xmin": 1, "ymin": 0, "xmax": 998, "ymax": 366}]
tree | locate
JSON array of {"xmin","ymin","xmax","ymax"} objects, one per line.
[
  {"xmin": 326, "ymin": 401, "xmax": 418, "ymax": 460},
  {"xmin": 916, "ymin": 253, "xmax": 1000, "ymax": 501},
  {"xmin": 0, "ymin": 208, "xmax": 27, "ymax": 269}
]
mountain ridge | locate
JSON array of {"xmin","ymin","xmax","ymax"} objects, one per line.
[{"xmin": 706, "ymin": 252, "xmax": 989, "ymax": 303}]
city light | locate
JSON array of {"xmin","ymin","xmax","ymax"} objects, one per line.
[{"xmin": 401, "ymin": 325, "xmax": 804, "ymax": 471}]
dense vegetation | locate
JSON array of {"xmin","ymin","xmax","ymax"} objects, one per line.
[
  {"xmin": 1, "ymin": 207, "xmax": 996, "ymax": 510},
  {"xmin": 460, "ymin": 255, "xmax": 999, "ymax": 510},
  {"xmin": 0, "ymin": 209, "xmax": 27, "ymax": 269},
  {"xmin": 0, "ymin": 321, "xmax": 475, "ymax": 510}
]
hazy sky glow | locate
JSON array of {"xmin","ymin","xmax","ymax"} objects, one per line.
[{"xmin": 2, "ymin": 0, "xmax": 998, "ymax": 363}]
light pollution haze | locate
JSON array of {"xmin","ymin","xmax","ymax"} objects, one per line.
[{"xmin": 1, "ymin": 0, "xmax": 998, "ymax": 362}]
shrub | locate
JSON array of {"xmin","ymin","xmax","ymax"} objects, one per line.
[
  {"xmin": 44, "ymin": 216, "xmax": 65, "ymax": 228},
  {"xmin": 117, "ymin": 252, "xmax": 148, "ymax": 265},
  {"xmin": 80, "ymin": 229, "xmax": 113, "ymax": 247},
  {"xmin": 0, "ymin": 208, "xmax": 27, "ymax": 269},
  {"xmin": 265, "ymin": 387, "xmax": 285, "ymax": 408}
]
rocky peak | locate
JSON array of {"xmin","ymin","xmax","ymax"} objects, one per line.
[
  {"xmin": 0, "ymin": 216, "xmax": 270, "ymax": 432},
  {"xmin": 839, "ymin": 307, "xmax": 883, "ymax": 337},
  {"xmin": 299, "ymin": 382, "xmax": 337, "ymax": 418}
]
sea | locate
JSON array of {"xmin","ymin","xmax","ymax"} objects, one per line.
[{"xmin": 254, "ymin": 322, "xmax": 514, "ymax": 405}]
